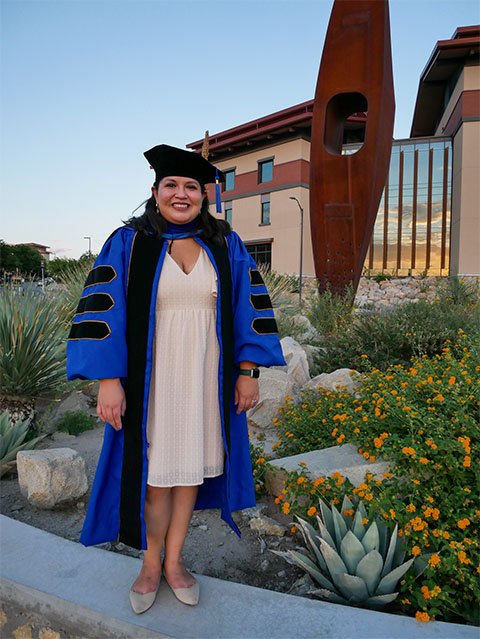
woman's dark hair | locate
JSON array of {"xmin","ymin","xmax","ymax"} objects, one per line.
[{"xmin": 125, "ymin": 179, "xmax": 231, "ymax": 246}]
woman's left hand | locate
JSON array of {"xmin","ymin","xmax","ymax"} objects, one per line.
[{"xmin": 234, "ymin": 375, "xmax": 259, "ymax": 415}]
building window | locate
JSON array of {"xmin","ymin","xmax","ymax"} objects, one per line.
[
  {"xmin": 261, "ymin": 194, "xmax": 270, "ymax": 225},
  {"xmin": 224, "ymin": 201, "xmax": 232, "ymax": 226},
  {"xmin": 258, "ymin": 159, "xmax": 273, "ymax": 183},
  {"xmin": 246, "ymin": 243, "xmax": 272, "ymax": 268},
  {"xmin": 223, "ymin": 169, "xmax": 235, "ymax": 192}
]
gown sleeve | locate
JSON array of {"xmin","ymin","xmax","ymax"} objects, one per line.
[
  {"xmin": 66, "ymin": 227, "xmax": 134, "ymax": 381},
  {"xmin": 227, "ymin": 231, "xmax": 286, "ymax": 368}
]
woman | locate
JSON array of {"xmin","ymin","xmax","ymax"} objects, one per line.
[{"xmin": 66, "ymin": 144, "xmax": 285, "ymax": 613}]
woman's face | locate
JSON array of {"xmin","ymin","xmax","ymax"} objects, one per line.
[{"xmin": 153, "ymin": 176, "xmax": 205, "ymax": 225}]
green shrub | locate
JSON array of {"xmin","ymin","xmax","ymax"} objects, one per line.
[
  {"xmin": 313, "ymin": 299, "xmax": 479, "ymax": 374},
  {"xmin": 0, "ymin": 411, "xmax": 46, "ymax": 477},
  {"xmin": 436, "ymin": 275, "xmax": 479, "ymax": 307},
  {"xmin": 272, "ymin": 334, "xmax": 480, "ymax": 624},
  {"xmin": 305, "ymin": 283, "xmax": 355, "ymax": 341},
  {"xmin": 0, "ymin": 289, "xmax": 68, "ymax": 400},
  {"xmin": 55, "ymin": 410, "xmax": 98, "ymax": 436}
]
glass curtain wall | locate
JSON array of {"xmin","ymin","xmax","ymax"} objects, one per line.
[{"xmin": 345, "ymin": 138, "xmax": 452, "ymax": 276}]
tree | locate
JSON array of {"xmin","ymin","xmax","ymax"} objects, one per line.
[{"xmin": 0, "ymin": 241, "xmax": 42, "ymax": 276}]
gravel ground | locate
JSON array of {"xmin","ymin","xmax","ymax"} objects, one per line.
[{"xmin": 1, "ymin": 424, "xmax": 305, "ymax": 595}]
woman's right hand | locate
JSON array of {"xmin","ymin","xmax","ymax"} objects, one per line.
[{"xmin": 97, "ymin": 378, "xmax": 126, "ymax": 431}]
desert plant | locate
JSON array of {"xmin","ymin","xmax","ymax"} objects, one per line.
[
  {"xmin": 257, "ymin": 263, "xmax": 298, "ymax": 313},
  {"xmin": 305, "ymin": 283, "xmax": 355, "ymax": 341},
  {"xmin": 275, "ymin": 497, "xmax": 427, "ymax": 609},
  {"xmin": 55, "ymin": 256, "xmax": 95, "ymax": 326},
  {"xmin": 0, "ymin": 288, "xmax": 68, "ymax": 402},
  {"xmin": 0, "ymin": 410, "xmax": 46, "ymax": 477},
  {"xmin": 436, "ymin": 275, "xmax": 479, "ymax": 307},
  {"xmin": 55, "ymin": 410, "xmax": 98, "ymax": 436}
]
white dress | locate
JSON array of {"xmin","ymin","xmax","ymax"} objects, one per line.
[{"xmin": 146, "ymin": 247, "xmax": 224, "ymax": 487}]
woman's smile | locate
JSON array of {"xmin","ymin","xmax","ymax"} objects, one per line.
[{"xmin": 154, "ymin": 176, "xmax": 205, "ymax": 224}]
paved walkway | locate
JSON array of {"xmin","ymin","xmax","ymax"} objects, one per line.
[{"xmin": 0, "ymin": 516, "xmax": 476, "ymax": 639}]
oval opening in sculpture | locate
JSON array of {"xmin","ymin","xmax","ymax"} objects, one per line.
[{"xmin": 324, "ymin": 92, "xmax": 368, "ymax": 156}]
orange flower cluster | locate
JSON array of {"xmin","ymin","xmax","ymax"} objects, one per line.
[
  {"xmin": 458, "ymin": 550, "xmax": 471, "ymax": 565},
  {"xmin": 409, "ymin": 517, "xmax": 427, "ymax": 532},
  {"xmin": 424, "ymin": 507, "xmax": 440, "ymax": 520},
  {"xmin": 457, "ymin": 518, "xmax": 470, "ymax": 529},
  {"xmin": 421, "ymin": 585, "xmax": 441, "ymax": 599},
  {"xmin": 428, "ymin": 554, "xmax": 441, "ymax": 567},
  {"xmin": 415, "ymin": 611, "xmax": 430, "ymax": 622},
  {"xmin": 374, "ymin": 432, "xmax": 389, "ymax": 448}
]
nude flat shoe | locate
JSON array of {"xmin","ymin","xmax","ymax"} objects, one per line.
[
  {"xmin": 166, "ymin": 578, "xmax": 199, "ymax": 606},
  {"xmin": 129, "ymin": 576, "xmax": 161, "ymax": 614}
]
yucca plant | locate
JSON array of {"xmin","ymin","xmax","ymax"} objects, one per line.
[
  {"xmin": 275, "ymin": 496, "xmax": 428, "ymax": 609},
  {"xmin": 257, "ymin": 263, "xmax": 299, "ymax": 313},
  {"xmin": 0, "ymin": 411, "xmax": 46, "ymax": 477},
  {"xmin": 55, "ymin": 257, "xmax": 95, "ymax": 326},
  {"xmin": 0, "ymin": 288, "xmax": 68, "ymax": 403}
]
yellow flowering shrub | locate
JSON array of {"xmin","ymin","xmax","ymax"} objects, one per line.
[{"xmin": 272, "ymin": 333, "xmax": 479, "ymax": 625}]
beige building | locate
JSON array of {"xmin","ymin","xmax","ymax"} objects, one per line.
[{"xmin": 189, "ymin": 26, "xmax": 479, "ymax": 278}]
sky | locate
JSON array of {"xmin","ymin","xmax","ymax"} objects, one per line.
[{"xmin": 1, "ymin": 0, "xmax": 479, "ymax": 259}]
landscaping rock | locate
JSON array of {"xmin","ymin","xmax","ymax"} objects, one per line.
[
  {"xmin": 265, "ymin": 444, "xmax": 392, "ymax": 496},
  {"xmin": 241, "ymin": 503, "xmax": 268, "ymax": 519},
  {"xmin": 16, "ymin": 448, "xmax": 88, "ymax": 509},
  {"xmin": 301, "ymin": 344, "xmax": 321, "ymax": 372},
  {"xmin": 304, "ymin": 368, "xmax": 360, "ymax": 394},
  {"xmin": 291, "ymin": 314, "xmax": 318, "ymax": 341},
  {"xmin": 249, "ymin": 515, "xmax": 287, "ymax": 537},
  {"xmin": 247, "ymin": 368, "xmax": 299, "ymax": 430},
  {"xmin": 281, "ymin": 337, "xmax": 310, "ymax": 387},
  {"xmin": 49, "ymin": 389, "xmax": 97, "ymax": 425}
]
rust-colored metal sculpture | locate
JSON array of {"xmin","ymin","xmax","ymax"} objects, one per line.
[{"xmin": 310, "ymin": 0, "xmax": 395, "ymax": 296}]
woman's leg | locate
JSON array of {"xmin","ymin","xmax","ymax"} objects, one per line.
[
  {"xmin": 131, "ymin": 485, "xmax": 171, "ymax": 594},
  {"xmin": 132, "ymin": 484, "xmax": 198, "ymax": 593},
  {"xmin": 163, "ymin": 485, "xmax": 199, "ymax": 588}
]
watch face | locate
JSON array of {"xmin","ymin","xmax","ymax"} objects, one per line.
[{"xmin": 252, "ymin": 368, "xmax": 260, "ymax": 378}]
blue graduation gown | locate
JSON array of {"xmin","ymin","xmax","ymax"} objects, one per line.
[{"xmin": 66, "ymin": 225, "xmax": 285, "ymax": 549}]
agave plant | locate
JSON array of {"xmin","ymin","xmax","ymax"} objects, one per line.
[
  {"xmin": 0, "ymin": 411, "xmax": 46, "ymax": 477},
  {"xmin": 275, "ymin": 496, "xmax": 428, "ymax": 609}
]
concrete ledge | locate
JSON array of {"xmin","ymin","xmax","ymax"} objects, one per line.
[
  {"xmin": 1, "ymin": 516, "xmax": 476, "ymax": 639},
  {"xmin": 0, "ymin": 577, "xmax": 169, "ymax": 639}
]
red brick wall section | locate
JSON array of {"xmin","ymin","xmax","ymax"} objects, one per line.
[
  {"xmin": 207, "ymin": 158, "xmax": 310, "ymax": 201},
  {"xmin": 443, "ymin": 89, "xmax": 480, "ymax": 137}
]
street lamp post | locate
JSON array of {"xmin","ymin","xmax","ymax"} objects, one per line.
[
  {"xmin": 84, "ymin": 236, "xmax": 92, "ymax": 256},
  {"xmin": 289, "ymin": 196, "xmax": 304, "ymax": 306}
]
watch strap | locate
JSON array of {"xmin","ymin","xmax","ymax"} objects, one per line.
[{"xmin": 238, "ymin": 368, "xmax": 260, "ymax": 378}]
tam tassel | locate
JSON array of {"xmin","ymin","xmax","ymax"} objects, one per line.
[{"xmin": 215, "ymin": 168, "xmax": 222, "ymax": 213}]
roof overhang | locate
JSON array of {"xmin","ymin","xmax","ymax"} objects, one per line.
[
  {"xmin": 410, "ymin": 25, "xmax": 480, "ymax": 137},
  {"xmin": 188, "ymin": 100, "xmax": 366, "ymax": 161}
]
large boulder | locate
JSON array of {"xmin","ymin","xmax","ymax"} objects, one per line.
[
  {"xmin": 247, "ymin": 368, "xmax": 299, "ymax": 430},
  {"xmin": 280, "ymin": 336, "xmax": 310, "ymax": 387},
  {"xmin": 265, "ymin": 444, "xmax": 392, "ymax": 496},
  {"xmin": 17, "ymin": 448, "xmax": 88, "ymax": 509},
  {"xmin": 301, "ymin": 344, "xmax": 322, "ymax": 372},
  {"xmin": 291, "ymin": 314, "xmax": 318, "ymax": 341},
  {"xmin": 304, "ymin": 368, "xmax": 360, "ymax": 394}
]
